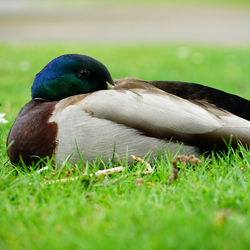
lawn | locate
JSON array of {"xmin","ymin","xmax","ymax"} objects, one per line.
[{"xmin": 0, "ymin": 44, "xmax": 250, "ymax": 249}]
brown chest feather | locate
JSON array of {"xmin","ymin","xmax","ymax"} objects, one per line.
[{"xmin": 7, "ymin": 99, "xmax": 58, "ymax": 165}]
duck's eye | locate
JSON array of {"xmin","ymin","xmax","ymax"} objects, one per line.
[{"xmin": 78, "ymin": 68, "xmax": 90, "ymax": 79}]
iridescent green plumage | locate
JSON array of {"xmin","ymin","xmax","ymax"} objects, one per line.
[{"xmin": 31, "ymin": 54, "xmax": 113, "ymax": 100}]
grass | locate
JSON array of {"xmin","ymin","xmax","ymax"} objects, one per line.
[{"xmin": 0, "ymin": 44, "xmax": 250, "ymax": 249}]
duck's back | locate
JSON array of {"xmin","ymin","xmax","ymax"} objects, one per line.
[{"xmin": 115, "ymin": 78, "xmax": 250, "ymax": 121}]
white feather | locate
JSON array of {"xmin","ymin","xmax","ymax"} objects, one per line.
[
  {"xmin": 49, "ymin": 89, "xmax": 250, "ymax": 163},
  {"xmin": 50, "ymin": 105, "xmax": 197, "ymax": 163}
]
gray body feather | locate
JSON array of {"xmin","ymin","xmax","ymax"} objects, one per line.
[{"xmin": 49, "ymin": 84, "xmax": 250, "ymax": 164}]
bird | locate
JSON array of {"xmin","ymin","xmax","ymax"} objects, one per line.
[{"xmin": 7, "ymin": 54, "xmax": 250, "ymax": 166}]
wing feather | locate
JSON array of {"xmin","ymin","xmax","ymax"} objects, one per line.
[
  {"xmin": 82, "ymin": 89, "xmax": 250, "ymax": 147},
  {"xmin": 81, "ymin": 89, "xmax": 233, "ymax": 133},
  {"xmin": 51, "ymin": 88, "xmax": 250, "ymax": 155}
]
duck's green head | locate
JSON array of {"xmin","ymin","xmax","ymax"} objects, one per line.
[{"xmin": 31, "ymin": 54, "xmax": 113, "ymax": 101}]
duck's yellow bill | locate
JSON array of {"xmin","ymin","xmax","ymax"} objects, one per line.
[{"xmin": 106, "ymin": 81, "xmax": 114, "ymax": 90}]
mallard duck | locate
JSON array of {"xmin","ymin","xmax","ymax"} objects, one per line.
[{"xmin": 7, "ymin": 54, "xmax": 250, "ymax": 166}]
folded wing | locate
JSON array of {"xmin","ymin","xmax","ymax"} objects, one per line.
[
  {"xmin": 80, "ymin": 87, "xmax": 250, "ymax": 150},
  {"xmin": 115, "ymin": 78, "xmax": 250, "ymax": 121}
]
